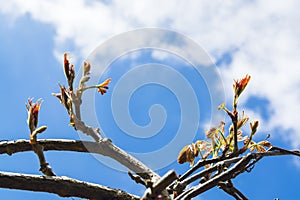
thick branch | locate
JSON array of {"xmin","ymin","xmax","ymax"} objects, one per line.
[
  {"xmin": 0, "ymin": 171, "xmax": 139, "ymax": 200},
  {"xmin": 0, "ymin": 139, "xmax": 159, "ymax": 181}
]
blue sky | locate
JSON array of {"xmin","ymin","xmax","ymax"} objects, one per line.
[{"xmin": 0, "ymin": 1, "xmax": 300, "ymax": 199}]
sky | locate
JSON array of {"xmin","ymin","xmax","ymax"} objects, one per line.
[{"xmin": 0, "ymin": 0, "xmax": 300, "ymax": 199}]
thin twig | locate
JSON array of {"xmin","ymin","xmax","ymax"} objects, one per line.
[
  {"xmin": 171, "ymin": 157, "xmax": 242, "ymax": 195},
  {"xmin": 177, "ymin": 157, "xmax": 222, "ymax": 182},
  {"xmin": 174, "ymin": 148, "xmax": 300, "ymax": 200},
  {"xmin": 169, "ymin": 147, "xmax": 300, "ymax": 192},
  {"xmin": 128, "ymin": 171, "xmax": 147, "ymax": 187},
  {"xmin": 271, "ymin": 146, "xmax": 300, "ymax": 157},
  {"xmin": 218, "ymin": 180, "xmax": 248, "ymax": 200},
  {"xmin": 31, "ymin": 142, "xmax": 56, "ymax": 176},
  {"xmin": 175, "ymin": 154, "xmax": 253, "ymax": 199},
  {"xmin": 232, "ymin": 112, "xmax": 239, "ymax": 154},
  {"xmin": 181, "ymin": 157, "xmax": 241, "ymax": 186}
]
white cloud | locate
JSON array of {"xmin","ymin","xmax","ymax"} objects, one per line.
[
  {"xmin": 1, "ymin": 0, "xmax": 300, "ymax": 148},
  {"xmin": 151, "ymin": 50, "xmax": 170, "ymax": 61}
]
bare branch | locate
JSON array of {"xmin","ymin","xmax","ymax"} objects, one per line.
[
  {"xmin": 270, "ymin": 146, "xmax": 300, "ymax": 157},
  {"xmin": 175, "ymin": 146, "xmax": 299, "ymax": 183},
  {"xmin": 70, "ymin": 75, "xmax": 161, "ymax": 183},
  {"xmin": 0, "ymin": 171, "xmax": 139, "ymax": 200},
  {"xmin": 2, "ymin": 140, "xmax": 298, "ymax": 187},
  {"xmin": 218, "ymin": 180, "xmax": 248, "ymax": 200},
  {"xmin": 175, "ymin": 154, "xmax": 253, "ymax": 199},
  {"xmin": 173, "ymin": 148, "xmax": 300, "ymax": 199},
  {"xmin": 0, "ymin": 139, "xmax": 160, "ymax": 181},
  {"xmin": 176, "ymin": 156, "xmax": 224, "ymax": 183},
  {"xmin": 232, "ymin": 112, "xmax": 239, "ymax": 154},
  {"xmin": 72, "ymin": 113, "xmax": 102, "ymax": 142},
  {"xmin": 142, "ymin": 170, "xmax": 178, "ymax": 200},
  {"xmin": 128, "ymin": 171, "xmax": 147, "ymax": 187},
  {"xmin": 31, "ymin": 142, "xmax": 56, "ymax": 176},
  {"xmin": 171, "ymin": 157, "xmax": 241, "ymax": 195}
]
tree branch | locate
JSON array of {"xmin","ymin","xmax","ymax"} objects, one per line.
[
  {"xmin": 70, "ymin": 78, "xmax": 161, "ymax": 183},
  {"xmin": 0, "ymin": 171, "xmax": 139, "ymax": 200},
  {"xmin": 31, "ymin": 142, "xmax": 56, "ymax": 176},
  {"xmin": 0, "ymin": 139, "xmax": 159, "ymax": 181},
  {"xmin": 176, "ymin": 156, "xmax": 228, "ymax": 183},
  {"xmin": 176, "ymin": 157, "xmax": 241, "ymax": 191},
  {"xmin": 175, "ymin": 154, "xmax": 253, "ymax": 199},
  {"xmin": 175, "ymin": 146, "xmax": 299, "ymax": 183},
  {"xmin": 218, "ymin": 180, "xmax": 248, "ymax": 200},
  {"xmin": 2, "ymin": 140, "xmax": 298, "ymax": 200},
  {"xmin": 141, "ymin": 170, "xmax": 177, "ymax": 200},
  {"xmin": 173, "ymin": 148, "xmax": 300, "ymax": 199}
]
